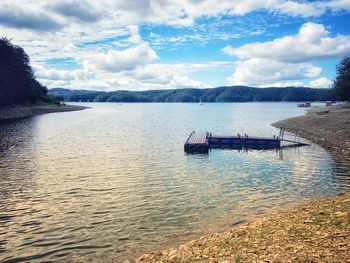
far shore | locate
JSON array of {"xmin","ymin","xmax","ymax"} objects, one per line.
[
  {"xmin": 0, "ymin": 103, "xmax": 88, "ymax": 122},
  {"xmin": 137, "ymin": 102, "xmax": 350, "ymax": 262}
]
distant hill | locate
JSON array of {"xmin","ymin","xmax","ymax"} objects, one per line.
[
  {"xmin": 0, "ymin": 38, "xmax": 50, "ymax": 106},
  {"xmin": 49, "ymin": 86, "xmax": 335, "ymax": 103}
]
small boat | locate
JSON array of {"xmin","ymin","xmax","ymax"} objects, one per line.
[
  {"xmin": 325, "ymin": 101, "xmax": 332, "ymax": 106},
  {"xmin": 297, "ymin": 102, "xmax": 311, "ymax": 107}
]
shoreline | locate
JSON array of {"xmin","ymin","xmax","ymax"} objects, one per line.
[
  {"xmin": 273, "ymin": 102, "xmax": 350, "ymax": 161},
  {"xmin": 138, "ymin": 192, "xmax": 350, "ymax": 262},
  {"xmin": 0, "ymin": 103, "xmax": 88, "ymax": 122},
  {"xmin": 137, "ymin": 103, "xmax": 350, "ymax": 262}
]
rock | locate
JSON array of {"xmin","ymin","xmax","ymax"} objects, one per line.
[
  {"xmin": 203, "ymin": 248, "xmax": 210, "ymax": 255},
  {"xmin": 167, "ymin": 249, "xmax": 178, "ymax": 261},
  {"xmin": 335, "ymin": 211, "xmax": 347, "ymax": 217},
  {"xmin": 304, "ymin": 219, "xmax": 313, "ymax": 224}
]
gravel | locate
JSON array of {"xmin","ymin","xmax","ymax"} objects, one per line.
[
  {"xmin": 273, "ymin": 103, "xmax": 350, "ymax": 161},
  {"xmin": 137, "ymin": 192, "xmax": 350, "ymax": 262}
]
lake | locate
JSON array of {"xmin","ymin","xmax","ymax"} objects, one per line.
[{"xmin": 0, "ymin": 102, "xmax": 349, "ymax": 262}]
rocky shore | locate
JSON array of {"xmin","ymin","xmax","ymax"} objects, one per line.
[
  {"xmin": 138, "ymin": 192, "xmax": 350, "ymax": 262},
  {"xmin": 0, "ymin": 103, "xmax": 88, "ymax": 121},
  {"xmin": 273, "ymin": 102, "xmax": 350, "ymax": 161},
  {"xmin": 137, "ymin": 103, "xmax": 350, "ymax": 262}
]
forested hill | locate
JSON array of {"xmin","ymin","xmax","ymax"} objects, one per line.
[
  {"xmin": 49, "ymin": 86, "xmax": 335, "ymax": 103},
  {"xmin": 0, "ymin": 38, "xmax": 50, "ymax": 106}
]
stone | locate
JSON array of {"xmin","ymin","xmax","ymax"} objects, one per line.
[{"xmin": 167, "ymin": 249, "xmax": 178, "ymax": 261}]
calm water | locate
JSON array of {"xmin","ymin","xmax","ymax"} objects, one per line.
[{"xmin": 0, "ymin": 102, "xmax": 349, "ymax": 262}]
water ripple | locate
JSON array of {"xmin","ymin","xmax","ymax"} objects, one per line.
[{"xmin": 0, "ymin": 103, "xmax": 349, "ymax": 262}]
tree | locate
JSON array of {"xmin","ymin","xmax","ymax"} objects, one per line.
[
  {"xmin": 0, "ymin": 37, "xmax": 48, "ymax": 105},
  {"xmin": 332, "ymin": 56, "xmax": 350, "ymax": 101}
]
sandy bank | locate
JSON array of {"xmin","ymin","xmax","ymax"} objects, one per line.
[
  {"xmin": 138, "ymin": 192, "xmax": 350, "ymax": 262},
  {"xmin": 0, "ymin": 103, "xmax": 88, "ymax": 121},
  {"xmin": 272, "ymin": 103, "xmax": 350, "ymax": 161}
]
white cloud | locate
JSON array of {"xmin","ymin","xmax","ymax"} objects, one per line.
[
  {"xmin": 24, "ymin": 17, "xmax": 224, "ymax": 91},
  {"xmin": 223, "ymin": 22, "xmax": 350, "ymax": 63},
  {"xmin": 83, "ymin": 44, "xmax": 159, "ymax": 72},
  {"xmin": 0, "ymin": 5, "xmax": 61, "ymax": 31},
  {"xmin": 125, "ymin": 25, "xmax": 143, "ymax": 44},
  {"xmin": 49, "ymin": 0, "xmax": 102, "ymax": 23},
  {"xmin": 223, "ymin": 22, "xmax": 346, "ymax": 88},
  {"xmin": 33, "ymin": 64, "xmax": 91, "ymax": 81},
  {"xmin": 260, "ymin": 81, "xmax": 304, "ymax": 88},
  {"xmin": 227, "ymin": 58, "xmax": 322, "ymax": 86},
  {"xmin": 1, "ymin": 1, "xmax": 350, "ymax": 33},
  {"xmin": 1, "ymin": 1, "xmax": 349, "ymax": 90},
  {"xmin": 323, "ymin": 0, "xmax": 350, "ymax": 12},
  {"xmin": 273, "ymin": 1, "xmax": 324, "ymax": 17},
  {"xmin": 309, "ymin": 77, "xmax": 333, "ymax": 89},
  {"xmin": 34, "ymin": 61, "xmax": 218, "ymax": 90},
  {"xmin": 170, "ymin": 75, "xmax": 204, "ymax": 88}
]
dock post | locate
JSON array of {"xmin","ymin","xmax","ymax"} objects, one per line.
[{"xmin": 279, "ymin": 128, "xmax": 285, "ymax": 140}]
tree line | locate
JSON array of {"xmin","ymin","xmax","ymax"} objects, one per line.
[{"xmin": 50, "ymin": 86, "xmax": 335, "ymax": 103}]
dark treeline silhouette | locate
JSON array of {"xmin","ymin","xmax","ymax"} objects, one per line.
[
  {"xmin": 0, "ymin": 38, "xmax": 49, "ymax": 106},
  {"xmin": 332, "ymin": 56, "xmax": 350, "ymax": 101},
  {"xmin": 50, "ymin": 86, "xmax": 335, "ymax": 103}
]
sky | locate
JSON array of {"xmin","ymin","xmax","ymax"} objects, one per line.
[{"xmin": 1, "ymin": 0, "xmax": 350, "ymax": 91}]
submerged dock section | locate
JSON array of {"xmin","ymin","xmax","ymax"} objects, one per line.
[{"xmin": 184, "ymin": 131, "xmax": 308, "ymax": 153}]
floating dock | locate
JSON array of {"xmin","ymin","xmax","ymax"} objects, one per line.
[
  {"xmin": 184, "ymin": 132, "xmax": 209, "ymax": 153},
  {"xmin": 184, "ymin": 131, "xmax": 308, "ymax": 153}
]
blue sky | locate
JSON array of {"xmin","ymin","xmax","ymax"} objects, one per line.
[{"xmin": 1, "ymin": 0, "xmax": 350, "ymax": 90}]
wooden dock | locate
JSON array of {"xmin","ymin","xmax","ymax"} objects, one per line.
[
  {"xmin": 184, "ymin": 132, "xmax": 209, "ymax": 153},
  {"xmin": 184, "ymin": 131, "xmax": 309, "ymax": 153}
]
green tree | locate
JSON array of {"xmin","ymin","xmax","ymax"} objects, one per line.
[
  {"xmin": 332, "ymin": 56, "xmax": 350, "ymax": 101},
  {"xmin": 0, "ymin": 37, "xmax": 48, "ymax": 105}
]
